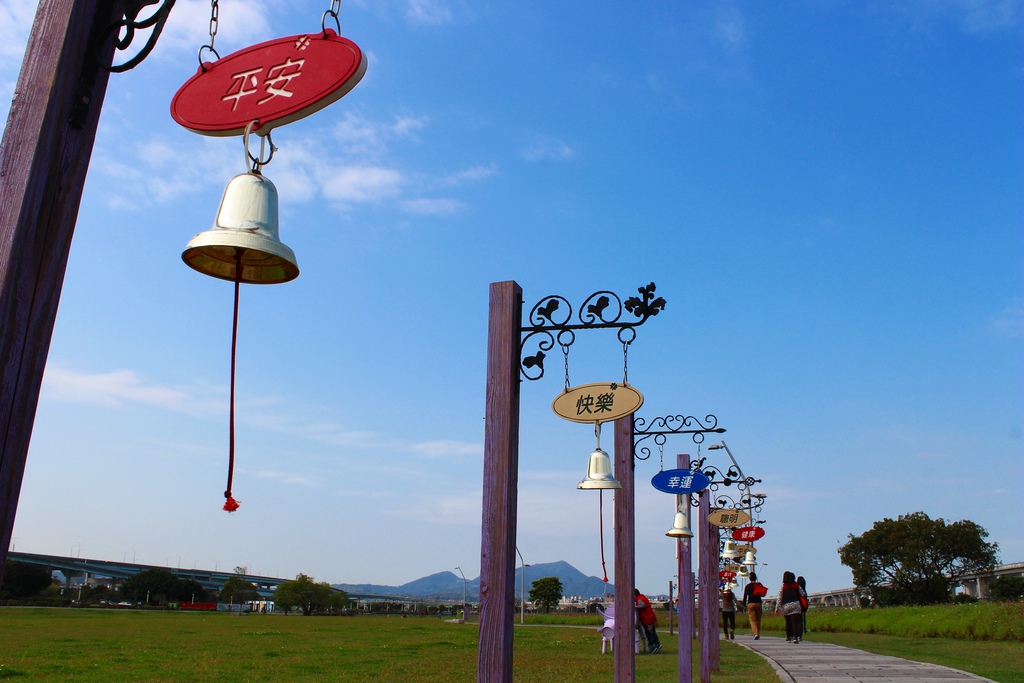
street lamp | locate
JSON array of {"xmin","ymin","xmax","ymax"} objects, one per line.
[
  {"xmin": 516, "ymin": 547, "xmax": 531, "ymax": 625},
  {"xmin": 455, "ymin": 566, "xmax": 467, "ymax": 622}
]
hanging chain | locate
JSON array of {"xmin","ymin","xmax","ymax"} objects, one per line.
[
  {"xmin": 622, "ymin": 341, "xmax": 630, "ymax": 385},
  {"xmin": 323, "ymin": 0, "xmax": 343, "ymax": 33},
  {"xmin": 562, "ymin": 342, "xmax": 571, "ymax": 391},
  {"xmin": 244, "ymin": 122, "xmax": 277, "ymax": 173},
  {"xmin": 658, "ymin": 442, "xmax": 664, "ymax": 471},
  {"xmin": 198, "ymin": 0, "xmax": 220, "ymax": 65}
]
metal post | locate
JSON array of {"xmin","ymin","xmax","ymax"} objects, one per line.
[
  {"xmin": 477, "ymin": 280, "xmax": 522, "ymax": 682},
  {"xmin": 0, "ymin": 0, "xmax": 121, "ymax": 581}
]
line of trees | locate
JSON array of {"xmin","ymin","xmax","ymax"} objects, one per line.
[{"xmin": 0, "ymin": 564, "xmax": 352, "ymax": 614}]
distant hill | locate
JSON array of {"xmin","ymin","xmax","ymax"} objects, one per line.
[{"xmin": 333, "ymin": 561, "xmax": 612, "ymax": 601}]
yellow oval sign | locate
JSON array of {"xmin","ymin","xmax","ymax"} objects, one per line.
[
  {"xmin": 551, "ymin": 382, "xmax": 644, "ymax": 424},
  {"xmin": 708, "ymin": 508, "xmax": 751, "ymax": 528}
]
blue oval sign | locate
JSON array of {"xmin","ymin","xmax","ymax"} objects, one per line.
[{"xmin": 651, "ymin": 468, "xmax": 710, "ymax": 494}]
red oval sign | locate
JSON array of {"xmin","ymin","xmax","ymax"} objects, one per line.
[
  {"xmin": 719, "ymin": 570, "xmax": 736, "ymax": 580},
  {"xmin": 731, "ymin": 526, "xmax": 765, "ymax": 542},
  {"xmin": 171, "ymin": 29, "xmax": 366, "ymax": 136}
]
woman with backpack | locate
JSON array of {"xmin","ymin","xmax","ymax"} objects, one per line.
[
  {"xmin": 742, "ymin": 572, "xmax": 766, "ymax": 639},
  {"xmin": 776, "ymin": 571, "xmax": 808, "ymax": 643},
  {"xmin": 720, "ymin": 585, "xmax": 737, "ymax": 640}
]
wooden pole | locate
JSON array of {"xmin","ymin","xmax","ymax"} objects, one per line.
[
  {"xmin": 677, "ymin": 457, "xmax": 693, "ymax": 683},
  {"xmin": 0, "ymin": 0, "xmax": 119, "ymax": 580},
  {"xmin": 698, "ymin": 491, "xmax": 713, "ymax": 683},
  {"xmin": 612, "ymin": 415, "xmax": 635, "ymax": 682},
  {"xmin": 478, "ymin": 280, "xmax": 522, "ymax": 682}
]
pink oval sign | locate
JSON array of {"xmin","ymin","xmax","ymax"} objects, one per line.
[
  {"xmin": 171, "ymin": 29, "xmax": 366, "ymax": 136},
  {"xmin": 731, "ymin": 526, "xmax": 765, "ymax": 542}
]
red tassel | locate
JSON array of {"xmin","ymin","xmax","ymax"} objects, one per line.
[{"xmin": 223, "ymin": 496, "xmax": 240, "ymax": 513}]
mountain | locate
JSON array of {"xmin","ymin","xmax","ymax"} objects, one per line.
[{"xmin": 333, "ymin": 561, "xmax": 612, "ymax": 601}]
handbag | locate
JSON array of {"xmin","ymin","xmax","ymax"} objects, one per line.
[
  {"xmin": 781, "ymin": 600, "xmax": 802, "ymax": 616},
  {"xmin": 752, "ymin": 583, "xmax": 767, "ymax": 597}
]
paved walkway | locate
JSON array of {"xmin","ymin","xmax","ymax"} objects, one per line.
[{"xmin": 736, "ymin": 636, "xmax": 997, "ymax": 683}]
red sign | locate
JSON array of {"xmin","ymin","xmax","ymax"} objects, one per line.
[
  {"xmin": 171, "ymin": 29, "xmax": 365, "ymax": 136},
  {"xmin": 719, "ymin": 570, "xmax": 736, "ymax": 580},
  {"xmin": 731, "ymin": 526, "xmax": 765, "ymax": 542}
]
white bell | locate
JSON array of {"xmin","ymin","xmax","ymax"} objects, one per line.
[
  {"xmin": 742, "ymin": 550, "xmax": 757, "ymax": 566},
  {"xmin": 666, "ymin": 512, "xmax": 693, "ymax": 538},
  {"xmin": 577, "ymin": 447, "xmax": 621, "ymax": 490},
  {"xmin": 183, "ymin": 172, "xmax": 299, "ymax": 284},
  {"xmin": 722, "ymin": 540, "xmax": 739, "ymax": 559}
]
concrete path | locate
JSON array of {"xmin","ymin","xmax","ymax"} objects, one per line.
[{"xmin": 736, "ymin": 636, "xmax": 997, "ymax": 683}]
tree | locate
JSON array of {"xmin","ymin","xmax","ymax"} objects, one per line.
[
  {"xmin": 987, "ymin": 576, "xmax": 1024, "ymax": 602},
  {"xmin": 273, "ymin": 574, "xmax": 346, "ymax": 615},
  {"xmin": 839, "ymin": 512, "xmax": 998, "ymax": 606},
  {"xmin": 0, "ymin": 560, "xmax": 53, "ymax": 599},
  {"xmin": 219, "ymin": 576, "xmax": 260, "ymax": 605},
  {"xmin": 528, "ymin": 576, "xmax": 563, "ymax": 613},
  {"xmin": 120, "ymin": 568, "xmax": 182, "ymax": 605}
]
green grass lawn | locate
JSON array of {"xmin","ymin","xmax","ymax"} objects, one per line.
[
  {"xmin": 3, "ymin": 606, "xmax": 1022, "ymax": 682},
  {"xmin": 0, "ymin": 608, "xmax": 772, "ymax": 682}
]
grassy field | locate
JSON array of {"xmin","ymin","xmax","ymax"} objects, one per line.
[
  {"xmin": 0, "ymin": 608, "xmax": 773, "ymax": 682},
  {"xmin": 2, "ymin": 606, "xmax": 1023, "ymax": 682}
]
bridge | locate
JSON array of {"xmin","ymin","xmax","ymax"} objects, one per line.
[
  {"xmin": 7, "ymin": 551, "xmax": 444, "ymax": 606},
  {"xmin": 8, "ymin": 551, "xmax": 290, "ymax": 598}
]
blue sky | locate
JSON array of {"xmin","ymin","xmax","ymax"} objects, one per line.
[{"xmin": 2, "ymin": 0, "xmax": 1021, "ymax": 597}]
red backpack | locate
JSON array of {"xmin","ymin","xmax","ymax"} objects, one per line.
[{"xmin": 752, "ymin": 583, "xmax": 768, "ymax": 597}]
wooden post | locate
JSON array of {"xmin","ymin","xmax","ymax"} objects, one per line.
[
  {"xmin": 0, "ymin": 0, "xmax": 120, "ymax": 580},
  {"xmin": 478, "ymin": 280, "xmax": 522, "ymax": 682},
  {"xmin": 698, "ymin": 491, "xmax": 713, "ymax": 683},
  {"xmin": 612, "ymin": 415, "xmax": 635, "ymax": 682},
  {"xmin": 677, "ymin": 458, "xmax": 693, "ymax": 683}
]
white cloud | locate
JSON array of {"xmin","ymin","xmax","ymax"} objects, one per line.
[
  {"xmin": 257, "ymin": 470, "xmax": 320, "ymax": 487},
  {"xmin": 322, "ymin": 165, "xmax": 404, "ymax": 203},
  {"xmin": 441, "ymin": 164, "xmax": 498, "ymax": 186},
  {"xmin": 896, "ymin": 0, "xmax": 1024, "ymax": 34},
  {"xmin": 41, "ymin": 366, "xmax": 197, "ymax": 411},
  {"xmin": 400, "ymin": 197, "xmax": 463, "ymax": 215},
  {"xmin": 992, "ymin": 300, "xmax": 1024, "ymax": 338},
  {"xmin": 154, "ymin": 0, "xmax": 273, "ymax": 58},
  {"xmin": 409, "ymin": 439, "xmax": 482, "ymax": 458},
  {"xmin": 406, "ymin": 0, "xmax": 454, "ymax": 25},
  {"xmin": 712, "ymin": 6, "xmax": 749, "ymax": 54},
  {"xmin": 0, "ymin": 0, "xmax": 33, "ymax": 67},
  {"xmin": 522, "ymin": 137, "xmax": 575, "ymax": 163}
]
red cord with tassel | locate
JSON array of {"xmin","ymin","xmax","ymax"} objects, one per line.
[
  {"xmin": 223, "ymin": 256, "xmax": 242, "ymax": 513},
  {"xmin": 599, "ymin": 489, "xmax": 609, "ymax": 582}
]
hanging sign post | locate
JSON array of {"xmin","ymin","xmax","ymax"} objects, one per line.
[
  {"xmin": 171, "ymin": 28, "xmax": 366, "ymax": 136},
  {"xmin": 731, "ymin": 526, "xmax": 765, "ymax": 542},
  {"xmin": 650, "ymin": 468, "xmax": 710, "ymax": 495},
  {"xmin": 708, "ymin": 508, "xmax": 751, "ymax": 528},
  {"xmin": 551, "ymin": 382, "xmax": 643, "ymax": 424}
]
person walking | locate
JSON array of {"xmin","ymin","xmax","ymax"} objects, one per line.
[
  {"xmin": 776, "ymin": 571, "xmax": 807, "ymax": 643},
  {"xmin": 634, "ymin": 589, "xmax": 662, "ymax": 653},
  {"xmin": 742, "ymin": 572, "xmax": 766, "ymax": 639},
  {"xmin": 720, "ymin": 584, "xmax": 737, "ymax": 640},
  {"xmin": 797, "ymin": 576, "xmax": 809, "ymax": 633}
]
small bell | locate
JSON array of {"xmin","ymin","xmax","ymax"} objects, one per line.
[
  {"xmin": 666, "ymin": 511, "xmax": 693, "ymax": 538},
  {"xmin": 722, "ymin": 540, "xmax": 739, "ymax": 559},
  {"xmin": 743, "ymin": 549, "xmax": 757, "ymax": 566},
  {"xmin": 577, "ymin": 447, "xmax": 622, "ymax": 490},
  {"xmin": 182, "ymin": 172, "xmax": 299, "ymax": 284}
]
